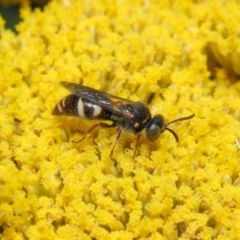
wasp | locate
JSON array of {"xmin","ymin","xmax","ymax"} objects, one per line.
[{"xmin": 53, "ymin": 82, "xmax": 195, "ymax": 158}]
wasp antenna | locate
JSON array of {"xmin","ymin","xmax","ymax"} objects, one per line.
[
  {"xmin": 165, "ymin": 127, "xmax": 179, "ymax": 142},
  {"xmin": 167, "ymin": 113, "xmax": 195, "ymax": 126}
]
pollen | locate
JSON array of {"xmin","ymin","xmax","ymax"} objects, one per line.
[{"xmin": 1, "ymin": 0, "xmax": 240, "ymax": 239}]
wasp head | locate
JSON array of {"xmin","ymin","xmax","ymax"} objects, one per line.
[
  {"xmin": 145, "ymin": 115, "xmax": 169, "ymax": 142},
  {"xmin": 145, "ymin": 113, "xmax": 195, "ymax": 142}
]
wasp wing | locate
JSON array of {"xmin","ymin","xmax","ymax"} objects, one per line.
[{"xmin": 61, "ymin": 81, "xmax": 136, "ymax": 120}]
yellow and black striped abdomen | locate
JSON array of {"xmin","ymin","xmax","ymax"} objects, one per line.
[{"xmin": 52, "ymin": 95, "xmax": 111, "ymax": 120}]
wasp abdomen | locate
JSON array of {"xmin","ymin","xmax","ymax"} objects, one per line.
[{"xmin": 52, "ymin": 95, "xmax": 110, "ymax": 119}]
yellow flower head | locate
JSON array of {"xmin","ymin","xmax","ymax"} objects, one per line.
[{"xmin": 0, "ymin": 0, "xmax": 240, "ymax": 239}]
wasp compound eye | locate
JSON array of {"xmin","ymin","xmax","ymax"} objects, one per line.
[{"xmin": 145, "ymin": 115, "xmax": 166, "ymax": 142}]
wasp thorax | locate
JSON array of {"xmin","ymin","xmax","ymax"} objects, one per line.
[{"xmin": 145, "ymin": 115, "xmax": 166, "ymax": 142}]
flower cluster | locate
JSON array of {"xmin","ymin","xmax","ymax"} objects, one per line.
[{"xmin": 0, "ymin": 0, "xmax": 240, "ymax": 239}]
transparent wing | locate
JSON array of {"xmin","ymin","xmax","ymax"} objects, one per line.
[{"xmin": 61, "ymin": 81, "xmax": 136, "ymax": 120}]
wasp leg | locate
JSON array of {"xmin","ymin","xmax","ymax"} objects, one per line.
[
  {"xmin": 110, "ymin": 125, "xmax": 124, "ymax": 159},
  {"xmin": 73, "ymin": 122, "xmax": 117, "ymax": 143},
  {"xmin": 133, "ymin": 132, "xmax": 142, "ymax": 159}
]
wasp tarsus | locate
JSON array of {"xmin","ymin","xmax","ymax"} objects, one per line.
[{"xmin": 53, "ymin": 82, "xmax": 195, "ymax": 159}]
